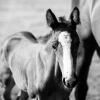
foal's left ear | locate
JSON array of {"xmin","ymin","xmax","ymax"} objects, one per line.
[
  {"xmin": 46, "ymin": 9, "xmax": 58, "ymax": 29},
  {"xmin": 70, "ymin": 7, "xmax": 80, "ymax": 25}
]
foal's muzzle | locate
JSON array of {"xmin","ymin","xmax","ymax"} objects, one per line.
[{"xmin": 62, "ymin": 75, "xmax": 77, "ymax": 89}]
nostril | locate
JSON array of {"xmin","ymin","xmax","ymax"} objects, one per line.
[
  {"xmin": 62, "ymin": 77, "xmax": 66, "ymax": 85},
  {"xmin": 63, "ymin": 78, "xmax": 71, "ymax": 88},
  {"xmin": 62, "ymin": 76, "xmax": 77, "ymax": 89}
]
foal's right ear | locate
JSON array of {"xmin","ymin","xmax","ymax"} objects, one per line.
[{"xmin": 46, "ymin": 9, "xmax": 58, "ymax": 30}]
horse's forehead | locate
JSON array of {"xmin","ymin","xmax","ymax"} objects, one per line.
[
  {"xmin": 53, "ymin": 30, "xmax": 68, "ymax": 39},
  {"xmin": 58, "ymin": 31, "xmax": 71, "ymax": 43},
  {"xmin": 59, "ymin": 31, "xmax": 69, "ymax": 38}
]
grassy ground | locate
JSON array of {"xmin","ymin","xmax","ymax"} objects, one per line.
[{"xmin": 0, "ymin": 0, "xmax": 100, "ymax": 100}]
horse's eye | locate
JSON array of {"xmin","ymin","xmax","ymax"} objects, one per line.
[{"xmin": 52, "ymin": 41, "xmax": 59, "ymax": 50}]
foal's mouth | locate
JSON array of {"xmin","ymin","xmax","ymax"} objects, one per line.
[{"xmin": 62, "ymin": 75, "xmax": 77, "ymax": 90}]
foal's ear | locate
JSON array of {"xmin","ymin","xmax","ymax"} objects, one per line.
[
  {"xmin": 70, "ymin": 7, "xmax": 80, "ymax": 25},
  {"xmin": 46, "ymin": 9, "xmax": 58, "ymax": 29}
]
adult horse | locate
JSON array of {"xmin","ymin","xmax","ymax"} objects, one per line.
[
  {"xmin": 71, "ymin": 0, "xmax": 100, "ymax": 100},
  {"xmin": 0, "ymin": 7, "xmax": 80, "ymax": 100}
]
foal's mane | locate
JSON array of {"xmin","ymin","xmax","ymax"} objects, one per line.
[{"xmin": 38, "ymin": 31, "xmax": 53, "ymax": 43}]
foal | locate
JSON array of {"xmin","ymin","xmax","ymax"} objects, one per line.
[{"xmin": 0, "ymin": 7, "xmax": 80, "ymax": 100}]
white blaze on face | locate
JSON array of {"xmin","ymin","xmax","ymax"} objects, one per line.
[{"xmin": 58, "ymin": 32, "xmax": 72, "ymax": 80}]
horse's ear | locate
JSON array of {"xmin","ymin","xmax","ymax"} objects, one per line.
[
  {"xmin": 46, "ymin": 9, "xmax": 58, "ymax": 29},
  {"xmin": 70, "ymin": 7, "xmax": 80, "ymax": 25}
]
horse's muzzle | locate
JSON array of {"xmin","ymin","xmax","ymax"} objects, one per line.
[{"xmin": 62, "ymin": 75, "xmax": 77, "ymax": 89}]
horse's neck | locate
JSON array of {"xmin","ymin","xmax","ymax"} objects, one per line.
[
  {"xmin": 43, "ymin": 36, "xmax": 60, "ymax": 77},
  {"xmin": 38, "ymin": 48, "xmax": 61, "ymax": 95},
  {"xmin": 35, "ymin": 34, "xmax": 58, "ymax": 87},
  {"xmin": 39, "ymin": 46, "xmax": 56, "ymax": 74}
]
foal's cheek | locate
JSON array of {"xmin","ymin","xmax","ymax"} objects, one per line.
[
  {"xmin": 56, "ymin": 51, "xmax": 63, "ymax": 72},
  {"xmin": 58, "ymin": 58, "xmax": 63, "ymax": 71}
]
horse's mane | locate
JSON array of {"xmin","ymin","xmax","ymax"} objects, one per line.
[
  {"xmin": 37, "ymin": 31, "xmax": 53, "ymax": 43},
  {"xmin": 20, "ymin": 31, "xmax": 38, "ymax": 43}
]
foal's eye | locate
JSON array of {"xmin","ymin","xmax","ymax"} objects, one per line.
[{"xmin": 52, "ymin": 41, "xmax": 59, "ymax": 49}]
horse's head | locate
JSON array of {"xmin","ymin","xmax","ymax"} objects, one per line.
[{"xmin": 46, "ymin": 7, "xmax": 80, "ymax": 89}]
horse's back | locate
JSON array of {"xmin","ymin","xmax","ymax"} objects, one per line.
[
  {"xmin": 1, "ymin": 31, "xmax": 37, "ymax": 59},
  {"xmin": 90, "ymin": 0, "xmax": 100, "ymax": 47}
]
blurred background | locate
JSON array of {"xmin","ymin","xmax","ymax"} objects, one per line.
[
  {"xmin": 0, "ymin": 0, "xmax": 100, "ymax": 100},
  {"xmin": 0, "ymin": 0, "xmax": 71, "ymax": 42}
]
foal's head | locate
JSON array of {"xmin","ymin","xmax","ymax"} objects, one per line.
[{"xmin": 46, "ymin": 7, "xmax": 80, "ymax": 89}]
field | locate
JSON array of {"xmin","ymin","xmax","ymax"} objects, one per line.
[{"xmin": 0, "ymin": 0, "xmax": 100, "ymax": 100}]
